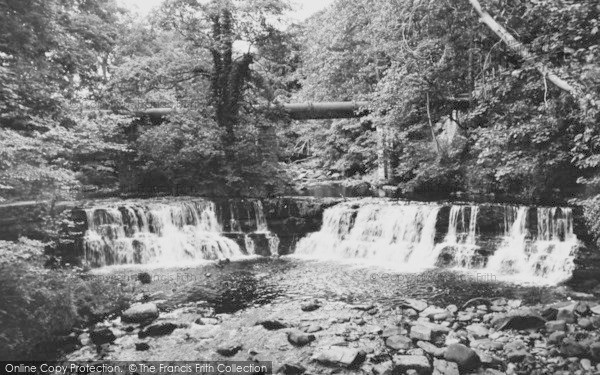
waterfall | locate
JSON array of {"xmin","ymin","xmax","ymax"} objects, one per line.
[
  {"xmin": 429, "ymin": 206, "xmax": 479, "ymax": 268},
  {"xmin": 485, "ymin": 207, "xmax": 577, "ymax": 283},
  {"xmin": 84, "ymin": 200, "xmax": 244, "ymax": 267},
  {"xmin": 253, "ymin": 201, "xmax": 269, "ymax": 232},
  {"xmin": 294, "ymin": 199, "xmax": 579, "ymax": 283},
  {"xmin": 486, "ymin": 207, "xmax": 529, "ymax": 275},
  {"xmin": 295, "ymin": 201, "xmax": 441, "ymax": 270}
]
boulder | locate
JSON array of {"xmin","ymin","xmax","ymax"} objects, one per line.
[
  {"xmin": 257, "ymin": 320, "xmax": 288, "ymax": 330},
  {"xmin": 589, "ymin": 342, "xmax": 600, "ymax": 361},
  {"xmin": 278, "ymin": 363, "xmax": 306, "ymax": 375},
  {"xmin": 421, "ymin": 306, "xmax": 447, "ymax": 319},
  {"xmin": 410, "ymin": 325, "xmax": 432, "ymax": 341},
  {"xmin": 417, "ymin": 341, "xmax": 445, "ymax": 358},
  {"xmin": 416, "ymin": 321, "xmax": 451, "ymax": 334},
  {"xmin": 433, "ymin": 312, "xmax": 452, "ymax": 321},
  {"xmin": 90, "ymin": 327, "xmax": 116, "ymax": 346},
  {"xmin": 541, "ymin": 307, "xmax": 558, "ymax": 321},
  {"xmin": 287, "ymin": 331, "xmax": 315, "ymax": 346},
  {"xmin": 444, "ymin": 343, "xmax": 481, "ymax": 371},
  {"xmin": 560, "ymin": 339, "xmax": 586, "ymax": 357},
  {"xmin": 580, "ymin": 358, "xmax": 592, "ymax": 371},
  {"xmin": 372, "ymin": 361, "xmax": 394, "ymax": 375},
  {"xmin": 574, "ymin": 302, "xmax": 591, "ymax": 316},
  {"xmin": 491, "ymin": 308, "xmax": 546, "ymax": 330},
  {"xmin": 591, "ymin": 305, "xmax": 600, "ymax": 315},
  {"xmin": 386, "ymin": 335, "xmax": 412, "ymax": 350},
  {"xmin": 351, "ymin": 304, "xmax": 375, "ymax": 311},
  {"xmin": 382, "ymin": 327, "xmax": 406, "ymax": 338},
  {"xmin": 471, "ymin": 339, "xmax": 503, "ymax": 351},
  {"xmin": 466, "ymin": 324, "xmax": 489, "ymax": 339},
  {"xmin": 393, "ymin": 355, "xmax": 431, "ymax": 375},
  {"xmin": 312, "ymin": 347, "xmax": 366, "ymax": 367},
  {"xmin": 401, "ymin": 299, "xmax": 428, "ymax": 312},
  {"xmin": 139, "ymin": 322, "xmax": 178, "ymax": 338},
  {"xmin": 135, "ymin": 342, "xmax": 150, "ymax": 351},
  {"xmin": 557, "ymin": 307, "xmax": 576, "ymax": 324},
  {"xmin": 301, "ymin": 301, "xmax": 321, "ymax": 312},
  {"xmin": 457, "ymin": 312, "xmax": 474, "ymax": 322},
  {"xmin": 217, "ymin": 344, "xmax": 242, "ymax": 357},
  {"xmin": 503, "ymin": 340, "xmax": 529, "ymax": 362},
  {"xmin": 305, "ymin": 325, "xmax": 322, "ymax": 333},
  {"xmin": 366, "ymin": 325, "xmax": 383, "ymax": 334},
  {"xmin": 545, "ymin": 320, "xmax": 567, "ymax": 332},
  {"xmin": 578, "ymin": 318, "xmax": 593, "ymax": 330},
  {"xmin": 137, "ymin": 272, "xmax": 151, "ymax": 284},
  {"xmin": 121, "ymin": 303, "xmax": 159, "ymax": 324},
  {"xmin": 432, "ymin": 359, "xmax": 459, "ymax": 375},
  {"xmin": 548, "ymin": 331, "xmax": 567, "ymax": 344}
]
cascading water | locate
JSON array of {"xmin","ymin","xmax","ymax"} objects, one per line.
[
  {"xmin": 295, "ymin": 199, "xmax": 579, "ymax": 283},
  {"xmin": 83, "ymin": 199, "xmax": 280, "ymax": 267},
  {"xmin": 252, "ymin": 201, "xmax": 279, "ymax": 255},
  {"xmin": 432, "ymin": 206, "xmax": 480, "ymax": 268},
  {"xmin": 295, "ymin": 200, "xmax": 441, "ymax": 270},
  {"xmin": 84, "ymin": 200, "xmax": 244, "ymax": 267},
  {"xmin": 486, "ymin": 207, "xmax": 577, "ymax": 283}
]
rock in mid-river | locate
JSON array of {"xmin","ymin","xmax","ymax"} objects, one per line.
[
  {"xmin": 138, "ymin": 322, "xmax": 178, "ymax": 338},
  {"xmin": 287, "ymin": 331, "xmax": 315, "ymax": 346},
  {"xmin": 121, "ymin": 303, "xmax": 159, "ymax": 324},
  {"xmin": 444, "ymin": 343, "xmax": 480, "ymax": 371},
  {"xmin": 90, "ymin": 327, "xmax": 116, "ymax": 346},
  {"xmin": 312, "ymin": 347, "xmax": 366, "ymax": 367}
]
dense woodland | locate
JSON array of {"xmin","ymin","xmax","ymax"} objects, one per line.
[
  {"xmin": 1, "ymin": 0, "xmax": 599, "ymax": 226},
  {"xmin": 1, "ymin": 0, "xmax": 600, "ymax": 361}
]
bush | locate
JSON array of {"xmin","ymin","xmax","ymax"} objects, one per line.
[
  {"xmin": 581, "ymin": 196, "xmax": 600, "ymax": 249},
  {"xmin": 0, "ymin": 239, "xmax": 130, "ymax": 360}
]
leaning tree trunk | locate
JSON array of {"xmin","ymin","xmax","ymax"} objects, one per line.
[{"xmin": 467, "ymin": 0, "xmax": 597, "ymax": 113}]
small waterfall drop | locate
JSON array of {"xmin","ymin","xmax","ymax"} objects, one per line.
[
  {"xmin": 295, "ymin": 200, "xmax": 441, "ymax": 270},
  {"xmin": 485, "ymin": 206, "xmax": 577, "ymax": 283},
  {"xmin": 84, "ymin": 200, "xmax": 247, "ymax": 267},
  {"xmin": 294, "ymin": 199, "xmax": 579, "ymax": 283}
]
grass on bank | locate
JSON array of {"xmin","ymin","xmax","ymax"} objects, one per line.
[{"xmin": 0, "ymin": 239, "xmax": 131, "ymax": 360}]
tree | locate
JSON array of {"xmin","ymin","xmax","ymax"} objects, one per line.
[
  {"xmin": 294, "ymin": 0, "xmax": 599, "ymax": 202},
  {"xmin": 0, "ymin": 0, "xmax": 130, "ymax": 201},
  {"xmin": 107, "ymin": 0, "xmax": 294, "ymax": 196},
  {"xmin": 156, "ymin": 0, "xmax": 290, "ymax": 151}
]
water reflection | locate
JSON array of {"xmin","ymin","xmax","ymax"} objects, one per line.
[{"xmin": 108, "ymin": 258, "xmax": 558, "ymax": 314}]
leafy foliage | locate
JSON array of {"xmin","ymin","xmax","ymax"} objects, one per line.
[
  {"xmin": 0, "ymin": 239, "xmax": 130, "ymax": 360},
  {"xmin": 0, "ymin": 0, "xmax": 130, "ymax": 202},
  {"xmin": 295, "ymin": 0, "xmax": 600, "ymax": 203},
  {"xmin": 106, "ymin": 0, "xmax": 294, "ymax": 196}
]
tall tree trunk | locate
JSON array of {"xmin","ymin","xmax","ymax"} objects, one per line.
[
  {"xmin": 467, "ymin": 0, "xmax": 596, "ymax": 111},
  {"xmin": 426, "ymin": 92, "xmax": 441, "ymax": 155}
]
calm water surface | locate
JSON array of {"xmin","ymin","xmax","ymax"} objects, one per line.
[{"xmin": 98, "ymin": 257, "xmax": 561, "ymax": 313}]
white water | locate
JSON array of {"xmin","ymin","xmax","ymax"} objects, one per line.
[
  {"xmin": 296, "ymin": 199, "xmax": 579, "ymax": 283},
  {"xmin": 486, "ymin": 207, "xmax": 577, "ymax": 284},
  {"xmin": 83, "ymin": 199, "xmax": 278, "ymax": 267},
  {"xmin": 295, "ymin": 200, "xmax": 441, "ymax": 271},
  {"xmin": 430, "ymin": 206, "xmax": 480, "ymax": 268}
]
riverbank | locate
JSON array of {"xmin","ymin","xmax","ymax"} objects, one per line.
[
  {"xmin": 0, "ymin": 239, "xmax": 132, "ymax": 360},
  {"xmin": 65, "ymin": 270, "xmax": 600, "ymax": 375},
  {"xmin": 5, "ymin": 242, "xmax": 600, "ymax": 373}
]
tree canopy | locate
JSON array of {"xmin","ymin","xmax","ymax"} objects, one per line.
[{"xmin": 1, "ymin": 0, "xmax": 600, "ymax": 213}]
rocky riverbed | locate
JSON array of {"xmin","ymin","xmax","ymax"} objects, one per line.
[{"xmin": 66, "ymin": 271, "xmax": 600, "ymax": 375}]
